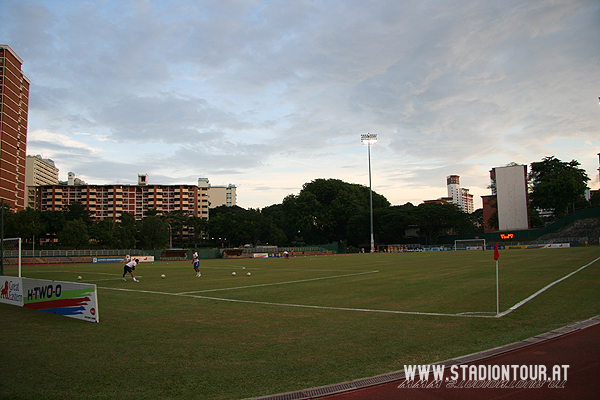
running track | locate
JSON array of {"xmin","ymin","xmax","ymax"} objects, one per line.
[{"xmin": 249, "ymin": 316, "xmax": 600, "ymax": 400}]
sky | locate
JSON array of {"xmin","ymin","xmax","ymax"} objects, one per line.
[{"xmin": 2, "ymin": 0, "xmax": 599, "ymax": 210}]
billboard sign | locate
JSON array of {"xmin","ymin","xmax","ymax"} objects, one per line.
[
  {"xmin": 93, "ymin": 255, "xmax": 154, "ymax": 263},
  {"xmin": 1, "ymin": 277, "xmax": 99, "ymax": 323},
  {"xmin": 0, "ymin": 277, "xmax": 24, "ymax": 307}
]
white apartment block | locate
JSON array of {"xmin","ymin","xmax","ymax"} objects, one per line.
[
  {"xmin": 25, "ymin": 155, "xmax": 59, "ymax": 209},
  {"xmin": 197, "ymin": 177, "xmax": 237, "ymax": 208},
  {"xmin": 446, "ymin": 175, "xmax": 474, "ymax": 213}
]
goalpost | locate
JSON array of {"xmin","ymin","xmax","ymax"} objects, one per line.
[
  {"xmin": 453, "ymin": 238, "xmax": 486, "ymax": 251},
  {"xmin": 1, "ymin": 237, "xmax": 22, "ymax": 277}
]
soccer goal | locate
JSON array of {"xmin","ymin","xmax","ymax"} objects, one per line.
[
  {"xmin": 453, "ymin": 238, "xmax": 486, "ymax": 251},
  {"xmin": 1, "ymin": 237, "xmax": 22, "ymax": 277}
]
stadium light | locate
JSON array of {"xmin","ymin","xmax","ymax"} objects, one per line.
[{"xmin": 361, "ymin": 133, "xmax": 377, "ymax": 252}]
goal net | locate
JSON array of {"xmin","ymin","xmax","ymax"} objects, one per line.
[
  {"xmin": 1, "ymin": 237, "xmax": 22, "ymax": 277},
  {"xmin": 454, "ymin": 238, "xmax": 486, "ymax": 251}
]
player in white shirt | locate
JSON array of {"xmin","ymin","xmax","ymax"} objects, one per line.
[
  {"xmin": 122, "ymin": 258, "xmax": 139, "ymax": 282},
  {"xmin": 192, "ymin": 251, "xmax": 201, "ymax": 277}
]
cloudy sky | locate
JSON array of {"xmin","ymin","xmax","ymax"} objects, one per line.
[{"xmin": 2, "ymin": 0, "xmax": 599, "ymax": 209}]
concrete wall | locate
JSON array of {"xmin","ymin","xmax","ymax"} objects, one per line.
[{"xmin": 495, "ymin": 165, "xmax": 529, "ymax": 231}]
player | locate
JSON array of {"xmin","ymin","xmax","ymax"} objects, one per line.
[
  {"xmin": 192, "ymin": 251, "xmax": 201, "ymax": 277},
  {"xmin": 122, "ymin": 258, "xmax": 139, "ymax": 282},
  {"xmin": 283, "ymin": 251, "xmax": 289, "ymax": 261}
]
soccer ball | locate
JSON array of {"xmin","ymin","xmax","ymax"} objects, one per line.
[
  {"xmin": 77, "ymin": 276, "xmax": 82, "ymax": 281},
  {"xmin": 161, "ymin": 274, "xmax": 166, "ymax": 279},
  {"xmin": 232, "ymin": 272, "xmax": 236, "ymax": 276},
  {"xmin": 247, "ymin": 272, "xmax": 251, "ymax": 276}
]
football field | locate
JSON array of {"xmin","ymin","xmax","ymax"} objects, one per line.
[{"xmin": 2, "ymin": 247, "xmax": 599, "ymax": 400}]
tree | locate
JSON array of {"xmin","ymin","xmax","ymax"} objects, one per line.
[
  {"xmin": 261, "ymin": 203, "xmax": 290, "ymax": 245},
  {"xmin": 89, "ymin": 219, "xmax": 116, "ymax": 247},
  {"xmin": 139, "ymin": 216, "xmax": 169, "ymax": 250},
  {"xmin": 40, "ymin": 210, "xmax": 66, "ymax": 242},
  {"xmin": 188, "ymin": 216, "xmax": 208, "ymax": 244},
  {"xmin": 15, "ymin": 209, "xmax": 45, "ymax": 245},
  {"xmin": 282, "ymin": 179, "xmax": 391, "ymax": 245},
  {"xmin": 57, "ymin": 219, "xmax": 89, "ymax": 249},
  {"xmin": 64, "ymin": 202, "xmax": 94, "ymax": 226},
  {"xmin": 375, "ymin": 204, "xmax": 417, "ymax": 244},
  {"xmin": 1, "ymin": 202, "xmax": 18, "ymax": 238},
  {"xmin": 591, "ymin": 191, "xmax": 600, "ymax": 207},
  {"xmin": 208, "ymin": 206, "xmax": 274, "ymax": 247},
  {"xmin": 413, "ymin": 203, "xmax": 470, "ymax": 245},
  {"xmin": 469, "ymin": 208, "xmax": 484, "ymax": 234},
  {"xmin": 529, "ymin": 156, "xmax": 590, "ymax": 218},
  {"xmin": 114, "ymin": 212, "xmax": 137, "ymax": 248}
]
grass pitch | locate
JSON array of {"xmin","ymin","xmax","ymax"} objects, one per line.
[{"xmin": 2, "ymin": 247, "xmax": 599, "ymax": 400}]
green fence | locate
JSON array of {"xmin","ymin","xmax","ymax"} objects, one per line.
[{"xmin": 21, "ymin": 249, "xmax": 148, "ymax": 258}]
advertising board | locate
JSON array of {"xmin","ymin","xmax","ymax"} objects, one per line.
[{"xmin": 0, "ymin": 277, "xmax": 99, "ymax": 323}]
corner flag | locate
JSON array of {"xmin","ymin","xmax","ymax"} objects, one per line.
[{"xmin": 494, "ymin": 242, "xmax": 500, "ymax": 316}]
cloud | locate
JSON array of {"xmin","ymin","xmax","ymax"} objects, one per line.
[{"xmin": 2, "ymin": 0, "xmax": 598, "ymax": 208}]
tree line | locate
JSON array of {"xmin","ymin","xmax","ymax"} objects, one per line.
[
  {"xmin": 1, "ymin": 202, "xmax": 208, "ymax": 250},
  {"xmin": 2, "ymin": 156, "xmax": 596, "ymax": 249}
]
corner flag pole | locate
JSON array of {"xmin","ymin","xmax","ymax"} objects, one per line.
[
  {"xmin": 494, "ymin": 242, "xmax": 500, "ymax": 316},
  {"xmin": 1, "ymin": 199, "xmax": 4, "ymax": 276}
]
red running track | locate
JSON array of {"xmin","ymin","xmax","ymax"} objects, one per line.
[
  {"xmin": 323, "ymin": 321, "xmax": 600, "ymax": 400},
  {"xmin": 249, "ymin": 317, "xmax": 600, "ymax": 400}
]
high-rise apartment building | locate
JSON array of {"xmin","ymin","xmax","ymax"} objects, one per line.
[
  {"xmin": 36, "ymin": 175, "xmax": 236, "ymax": 219},
  {"xmin": 25, "ymin": 155, "xmax": 59, "ymax": 209},
  {"xmin": 38, "ymin": 179, "xmax": 206, "ymax": 222},
  {"xmin": 446, "ymin": 175, "xmax": 474, "ymax": 213},
  {"xmin": 36, "ymin": 175, "xmax": 236, "ymax": 240},
  {"xmin": 198, "ymin": 177, "xmax": 237, "ymax": 208},
  {"xmin": 0, "ymin": 45, "xmax": 30, "ymax": 212}
]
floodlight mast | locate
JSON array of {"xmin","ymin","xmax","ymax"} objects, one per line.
[{"xmin": 361, "ymin": 133, "xmax": 377, "ymax": 252}]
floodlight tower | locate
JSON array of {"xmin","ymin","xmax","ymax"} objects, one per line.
[{"xmin": 361, "ymin": 133, "xmax": 377, "ymax": 253}]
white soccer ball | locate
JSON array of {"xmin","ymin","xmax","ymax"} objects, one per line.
[
  {"xmin": 247, "ymin": 272, "xmax": 251, "ymax": 276},
  {"xmin": 161, "ymin": 274, "xmax": 166, "ymax": 279},
  {"xmin": 77, "ymin": 276, "xmax": 82, "ymax": 281},
  {"xmin": 232, "ymin": 272, "xmax": 236, "ymax": 276}
]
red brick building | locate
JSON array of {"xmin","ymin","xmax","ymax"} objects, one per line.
[{"xmin": 0, "ymin": 45, "xmax": 30, "ymax": 212}]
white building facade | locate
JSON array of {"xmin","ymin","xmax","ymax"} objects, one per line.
[
  {"xmin": 491, "ymin": 165, "xmax": 529, "ymax": 231},
  {"xmin": 446, "ymin": 175, "xmax": 474, "ymax": 213},
  {"xmin": 25, "ymin": 155, "xmax": 59, "ymax": 209},
  {"xmin": 198, "ymin": 178, "xmax": 237, "ymax": 208}
]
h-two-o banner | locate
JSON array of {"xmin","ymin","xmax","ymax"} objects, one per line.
[{"xmin": 0, "ymin": 277, "xmax": 99, "ymax": 323}]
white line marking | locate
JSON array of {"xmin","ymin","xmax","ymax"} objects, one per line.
[
  {"xmin": 497, "ymin": 255, "xmax": 600, "ymax": 318},
  {"xmin": 98, "ymin": 286, "xmax": 494, "ymax": 318},
  {"xmin": 29, "ymin": 270, "xmax": 122, "ymax": 276},
  {"xmin": 177, "ymin": 270, "xmax": 380, "ymax": 294}
]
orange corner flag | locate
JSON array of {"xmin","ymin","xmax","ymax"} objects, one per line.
[{"xmin": 494, "ymin": 242, "xmax": 500, "ymax": 261}]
